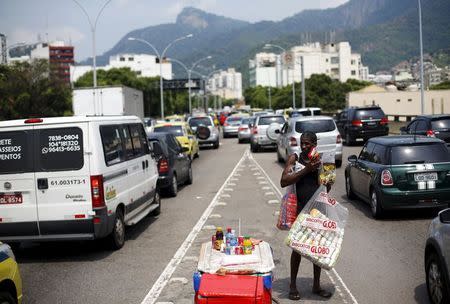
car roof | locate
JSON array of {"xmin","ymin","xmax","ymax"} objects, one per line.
[
  {"xmin": 288, "ymin": 115, "xmax": 334, "ymax": 123},
  {"xmin": 0, "ymin": 115, "xmax": 142, "ymax": 128},
  {"xmin": 368, "ymin": 135, "xmax": 445, "ymax": 146},
  {"xmin": 415, "ymin": 115, "xmax": 450, "ymax": 120},
  {"xmin": 154, "ymin": 122, "xmax": 185, "ymax": 127}
]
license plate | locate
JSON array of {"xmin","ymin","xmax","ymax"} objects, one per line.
[
  {"xmin": 366, "ymin": 122, "xmax": 376, "ymax": 126},
  {"xmin": 0, "ymin": 193, "xmax": 23, "ymax": 204},
  {"xmin": 414, "ymin": 172, "xmax": 438, "ymax": 182}
]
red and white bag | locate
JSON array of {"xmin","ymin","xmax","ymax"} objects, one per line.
[{"xmin": 285, "ymin": 185, "xmax": 348, "ymax": 270}]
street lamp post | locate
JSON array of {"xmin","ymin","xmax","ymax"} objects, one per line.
[
  {"xmin": 418, "ymin": 0, "xmax": 425, "ymax": 114},
  {"xmin": 128, "ymin": 34, "xmax": 193, "ymax": 119},
  {"xmin": 265, "ymin": 43, "xmax": 296, "ymax": 108},
  {"xmin": 72, "ymin": 0, "xmax": 112, "ymax": 89}
]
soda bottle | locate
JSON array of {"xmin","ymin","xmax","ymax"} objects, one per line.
[
  {"xmin": 215, "ymin": 227, "xmax": 224, "ymax": 251},
  {"xmin": 225, "ymin": 227, "xmax": 232, "ymax": 247},
  {"xmin": 243, "ymin": 236, "xmax": 252, "ymax": 255}
]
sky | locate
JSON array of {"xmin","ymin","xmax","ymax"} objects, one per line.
[{"xmin": 0, "ymin": 0, "xmax": 349, "ymax": 61}]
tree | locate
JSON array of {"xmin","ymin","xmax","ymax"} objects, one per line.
[
  {"xmin": 430, "ymin": 80, "xmax": 450, "ymax": 90},
  {"xmin": 0, "ymin": 60, "xmax": 72, "ymax": 120}
]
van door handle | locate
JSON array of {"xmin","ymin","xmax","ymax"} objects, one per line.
[
  {"xmin": 37, "ymin": 178, "xmax": 48, "ymax": 190},
  {"xmin": 145, "ymin": 160, "xmax": 149, "ymax": 168},
  {"xmin": 142, "ymin": 161, "xmax": 146, "ymax": 170}
]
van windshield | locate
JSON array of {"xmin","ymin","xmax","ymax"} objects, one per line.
[{"xmin": 295, "ymin": 120, "xmax": 336, "ymax": 133}]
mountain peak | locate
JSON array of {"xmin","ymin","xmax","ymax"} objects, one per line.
[{"xmin": 176, "ymin": 7, "xmax": 209, "ymax": 29}]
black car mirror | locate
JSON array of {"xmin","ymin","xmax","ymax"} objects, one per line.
[
  {"xmin": 348, "ymin": 155, "xmax": 357, "ymax": 162},
  {"xmin": 439, "ymin": 208, "xmax": 450, "ymax": 224}
]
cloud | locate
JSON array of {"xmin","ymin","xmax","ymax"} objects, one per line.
[{"xmin": 9, "ymin": 26, "xmax": 85, "ymax": 45}]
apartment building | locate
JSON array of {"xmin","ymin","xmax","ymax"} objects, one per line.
[{"xmin": 208, "ymin": 68, "xmax": 243, "ymax": 100}]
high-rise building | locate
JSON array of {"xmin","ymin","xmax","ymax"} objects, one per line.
[{"xmin": 208, "ymin": 68, "xmax": 242, "ymax": 100}]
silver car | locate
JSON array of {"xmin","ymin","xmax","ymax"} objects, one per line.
[
  {"xmin": 223, "ymin": 116, "xmax": 244, "ymax": 138},
  {"xmin": 238, "ymin": 117, "xmax": 255, "ymax": 143},
  {"xmin": 275, "ymin": 116, "xmax": 343, "ymax": 167},
  {"xmin": 250, "ymin": 115, "xmax": 286, "ymax": 152},
  {"xmin": 188, "ymin": 116, "xmax": 220, "ymax": 149},
  {"xmin": 425, "ymin": 208, "xmax": 450, "ymax": 304}
]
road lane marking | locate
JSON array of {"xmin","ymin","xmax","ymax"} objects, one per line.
[
  {"xmin": 265, "ymin": 192, "xmax": 275, "ymax": 196},
  {"xmin": 216, "ymin": 202, "xmax": 227, "ymax": 206},
  {"xmin": 227, "ymin": 183, "xmax": 237, "ymax": 186},
  {"xmin": 219, "ymin": 194, "xmax": 231, "ymax": 198},
  {"xmin": 268, "ymin": 200, "xmax": 279, "ymax": 204},
  {"xmin": 202, "ymin": 225, "xmax": 216, "ymax": 230},
  {"xmin": 223, "ymin": 188, "xmax": 234, "ymax": 192},
  {"xmin": 168, "ymin": 277, "xmax": 188, "ymax": 285},
  {"xmin": 182, "ymin": 256, "xmax": 199, "ymax": 262},
  {"xmin": 141, "ymin": 150, "xmax": 250, "ymax": 304},
  {"xmin": 248, "ymin": 153, "xmax": 359, "ymax": 304},
  {"xmin": 262, "ymin": 186, "xmax": 271, "ymax": 190},
  {"xmin": 209, "ymin": 214, "xmax": 222, "ymax": 218}
]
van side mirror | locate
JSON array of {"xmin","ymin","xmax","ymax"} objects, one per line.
[
  {"xmin": 348, "ymin": 155, "xmax": 357, "ymax": 163},
  {"xmin": 439, "ymin": 208, "xmax": 450, "ymax": 224}
]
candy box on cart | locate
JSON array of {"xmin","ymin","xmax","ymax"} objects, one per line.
[{"xmin": 194, "ymin": 240, "xmax": 275, "ymax": 303}]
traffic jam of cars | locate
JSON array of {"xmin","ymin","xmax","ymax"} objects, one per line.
[{"xmin": 1, "ymin": 107, "xmax": 450, "ymax": 304}]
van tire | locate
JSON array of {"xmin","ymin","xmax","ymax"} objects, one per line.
[
  {"xmin": 152, "ymin": 190, "xmax": 161, "ymax": 216},
  {"xmin": 0, "ymin": 292, "xmax": 15, "ymax": 304},
  {"xmin": 168, "ymin": 174, "xmax": 178, "ymax": 197},
  {"xmin": 109, "ymin": 209, "xmax": 125, "ymax": 250}
]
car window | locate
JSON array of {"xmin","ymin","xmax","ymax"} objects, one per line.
[
  {"xmin": 38, "ymin": 127, "xmax": 84, "ymax": 171},
  {"xmin": 258, "ymin": 116, "xmax": 285, "ymax": 125},
  {"xmin": 167, "ymin": 134, "xmax": 181, "ymax": 153},
  {"xmin": 359, "ymin": 142, "xmax": 375, "ymax": 161},
  {"xmin": 154, "ymin": 125, "xmax": 183, "ymax": 135},
  {"xmin": 0, "ymin": 130, "xmax": 33, "ymax": 174},
  {"xmin": 432, "ymin": 118, "xmax": 450, "ymax": 130},
  {"xmin": 390, "ymin": 143, "xmax": 450, "ymax": 165},
  {"xmin": 355, "ymin": 108, "xmax": 385, "ymax": 120},
  {"xmin": 189, "ymin": 117, "xmax": 212, "ymax": 127},
  {"xmin": 150, "ymin": 140, "xmax": 164, "ymax": 158},
  {"xmin": 129, "ymin": 124, "xmax": 144, "ymax": 156},
  {"xmin": 371, "ymin": 144, "xmax": 387, "ymax": 165},
  {"xmin": 101, "ymin": 125, "xmax": 125, "ymax": 166},
  {"xmin": 295, "ymin": 120, "xmax": 336, "ymax": 133},
  {"xmin": 416, "ymin": 120, "xmax": 428, "ymax": 132},
  {"xmin": 407, "ymin": 121, "xmax": 418, "ymax": 132}
]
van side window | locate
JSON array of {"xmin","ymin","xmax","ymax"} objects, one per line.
[
  {"xmin": 138, "ymin": 124, "xmax": 150, "ymax": 154},
  {"xmin": 121, "ymin": 126, "xmax": 134, "ymax": 158},
  {"xmin": 101, "ymin": 126, "xmax": 125, "ymax": 166},
  {"xmin": 0, "ymin": 130, "xmax": 34, "ymax": 174},
  {"xmin": 129, "ymin": 124, "xmax": 143, "ymax": 156},
  {"xmin": 38, "ymin": 127, "xmax": 84, "ymax": 171}
]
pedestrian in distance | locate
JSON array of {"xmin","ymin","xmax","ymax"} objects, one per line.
[{"xmin": 280, "ymin": 131, "xmax": 333, "ymax": 301}]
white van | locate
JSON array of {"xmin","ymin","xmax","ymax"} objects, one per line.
[{"xmin": 0, "ymin": 116, "xmax": 160, "ymax": 249}]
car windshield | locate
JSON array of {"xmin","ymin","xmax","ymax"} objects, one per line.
[
  {"xmin": 295, "ymin": 120, "xmax": 336, "ymax": 133},
  {"xmin": 154, "ymin": 126, "xmax": 183, "ymax": 135},
  {"xmin": 226, "ymin": 117, "xmax": 243, "ymax": 124},
  {"xmin": 258, "ymin": 116, "xmax": 285, "ymax": 125},
  {"xmin": 355, "ymin": 108, "xmax": 385, "ymax": 120},
  {"xmin": 189, "ymin": 117, "xmax": 212, "ymax": 127},
  {"xmin": 431, "ymin": 118, "xmax": 450, "ymax": 130},
  {"xmin": 390, "ymin": 143, "xmax": 450, "ymax": 165}
]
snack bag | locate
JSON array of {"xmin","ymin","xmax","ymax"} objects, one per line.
[
  {"xmin": 319, "ymin": 151, "xmax": 336, "ymax": 185},
  {"xmin": 285, "ymin": 185, "xmax": 348, "ymax": 270},
  {"xmin": 276, "ymin": 161, "xmax": 304, "ymax": 230}
]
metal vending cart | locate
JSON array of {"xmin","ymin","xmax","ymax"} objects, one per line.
[{"xmin": 194, "ymin": 241, "xmax": 275, "ymax": 303}]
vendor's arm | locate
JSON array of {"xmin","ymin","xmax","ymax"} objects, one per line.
[{"xmin": 280, "ymin": 154, "xmax": 320, "ymax": 188}]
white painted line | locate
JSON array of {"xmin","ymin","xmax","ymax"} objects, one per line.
[
  {"xmin": 261, "ymin": 186, "xmax": 271, "ymax": 190},
  {"xmin": 265, "ymin": 192, "xmax": 275, "ymax": 196},
  {"xmin": 168, "ymin": 277, "xmax": 188, "ymax": 285},
  {"xmin": 140, "ymin": 150, "xmax": 250, "ymax": 304},
  {"xmin": 253, "ymin": 172, "xmax": 261, "ymax": 176},
  {"xmin": 182, "ymin": 256, "xmax": 199, "ymax": 262},
  {"xmin": 155, "ymin": 302, "xmax": 174, "ymax": 304},
  {"xmin": 219, "ymin": 194, "xmax": 231, "ymax": 198},
  {"xmin": 267, "ymin": 200, "xmax": 279, "ymax": 204},
  {"xmin": 258, "ymin": 181, "xmax": 268, "ymax": 185},
  {"xmin": 227, "ymin": 183, "xmax": 237, "ymax": 186},
  {"xmin": 209, "ymin": 214, "xmax": 222, "ymax": 219},
  {"xmin": 256, "ymin": 176, "xmax": 265, "ymax": 180},
  {"xmin": 230, "ymin": 178, "xmax": 239, "ymax": 181},
  {"xmin": 216, "ymin": 202, "xmax": 227, "ymax": 206},
  {"xmin": 234, "ymin": 173, "xmax": 241, "ymax": 177},
  {"xmin": 249, "ymin": 153, "xmax": 359, "ymax": 304},
  {"xmin": 274, "ymin": 211, "xmax": 280, "ymax": 216},
  {"xmin": 223, "ymin": 188, "xmax": 234, "ymax": 192},
  {"xmin": 202, "ymin": 225, "xmax": 216, "ymax": 230}
]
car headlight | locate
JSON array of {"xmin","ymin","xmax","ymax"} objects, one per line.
[{"xmin": 0, "ymin": 243, "xmax": 15, "ymax": 261}]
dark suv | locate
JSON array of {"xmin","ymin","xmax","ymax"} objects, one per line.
[
  {"xmin": 335, "ymin": 106, "xmax": 389, "ymax": 145},
  {"xmin": 400, "ymin": 115, "xmax": 450, "ymax": 147}
]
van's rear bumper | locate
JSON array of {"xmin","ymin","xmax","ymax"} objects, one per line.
[{"xmin": 0, "ymin": 210, "xmax": 114, "ymax": 242}]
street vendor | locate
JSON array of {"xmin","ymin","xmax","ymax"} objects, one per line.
[{"xmin": 280, "ymin": 131, "xmax": 333, "ymax": 300}]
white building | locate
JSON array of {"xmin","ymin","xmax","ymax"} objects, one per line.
[
  {"xmin": 208, "ymin": 68, "xmax": 242, "ymax": 100},
  {"xmin": 249, "ymin": 41, "xmax": 369, "ymax": 87},
  {"xmin": 249, "ymin": 52, "xmax": 282, "ymax": 87},
  {"xmin": 70, "ymin": 53, "xmax": 172, "ymax": 83}
]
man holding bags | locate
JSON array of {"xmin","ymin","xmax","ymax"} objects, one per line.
[{"xmin": 280, "ymin": 131, "xmax": 333, "ymax": 301}]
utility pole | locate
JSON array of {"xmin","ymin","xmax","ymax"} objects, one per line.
[{"xmin": 301, "ymin": 56, "xmax": 305, "ymax": 108}]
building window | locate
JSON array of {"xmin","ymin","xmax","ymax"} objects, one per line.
[
  {"xmin": 128, "ymin": 57, "xmax": 134, "ymax": 61},
  {"xmin": 351, "ymin": 60, "xmax": 356, "ymax": 65},
  {"xmin": 408, "ymin": 99, "xmax": 412, "ymax": 102},
  {"xmin": 120, "ymin": 57, "xmax": 125, "ymax": 61},
  {"xmin": 331, "ymin": 57, "xmax": 339, "ymax": 64},
  {"xmin": 397, "ymin": 99, "xmax": 401, "ymax": 102},
  {"xmin": 325, "ymin": 58, "xmax": 329, "ymax": 63},
  {"xmin": 351, "ymin": 70, "xmax": 356, "ymax": 76}
]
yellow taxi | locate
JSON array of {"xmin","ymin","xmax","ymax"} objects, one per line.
[
  {"xmin": 165, "ymin": 114, "xmax": 184, "ymax": 122},
  {"xmin": 153, "ymin": 122, "xmax": 199, "ymax": 159},
  {"xmin": 0, "ymin": 242, "xmax": 22, "ymax": 304}
]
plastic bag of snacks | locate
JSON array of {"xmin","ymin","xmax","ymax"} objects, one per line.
[
  {"xmin": 319, "ymin": 151, "xmax": 336, "ymax": 185},
  {"xmin": 285, "ymin": 185, "xmax": 348, "ymax": 270}
]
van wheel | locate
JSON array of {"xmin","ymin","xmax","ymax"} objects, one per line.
[
  {"xmin": 109, "ymin": 209, "xmax": 125, "ymax": 250},
  {"xmin": 169, "ymin": 174, "xmax": 178, "ymax": 197},
  {"xmin": 152, "ymin": 190, "xmax": 161, "ymax": 216},
  {"xmin": 186, "ymin": 165, "xmax": 193, "ymax": 185},
  {"xmin": 0, "ymin": 292, "xmax": 16, "ymax": 304}
]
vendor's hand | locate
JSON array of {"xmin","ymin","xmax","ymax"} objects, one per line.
[{"xmin": 304, "ymin": 158, "xmax": 320, "ymax": 173}]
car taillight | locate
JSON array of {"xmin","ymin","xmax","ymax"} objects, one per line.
[
  {"xmin": 90, "ymin": 175, "xmax": 105, "ymax": 208},
  {"xmin": 24, "ymin": 118, "xmax": 43, "ymax": 124},
  {"xmin": 238, "ymin": 126, "xmax": 247, "ymax": 131},
  {"xmin": 224, "ymin": 122, "xmax": 229, "ymax": 126},
  {"xmin": 336, "ymin": 134, "xmax": 342, "ymax": 144},
  {"xmin": 158, "ymin": 158, "xmax": 169, "ymax": 173},
  {"xmin": 252, "ymin": 127, "xmax": 258, "ymax": 134},
  {"xmin": 426, "ymin": 130, "xmax": 436, "ymax": 137},
  {"xmin": 351, "ymin": 120, "xmax": 363, "ymax": 127},
  {"xmin": 381, "ymin": 169, "xmax": 393, "ymax": 186},
  {"xmin": 289, "ymin": 137, "xmax": 297, "ymax": 147},
  {"xmin": 380, "ymin": 117, "xmax": 389, "ymax": 125}
]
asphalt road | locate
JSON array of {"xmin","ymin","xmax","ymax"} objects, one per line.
[{"xmin": 14, "ymin": 137, "xmax": 435, "ymax": 304}]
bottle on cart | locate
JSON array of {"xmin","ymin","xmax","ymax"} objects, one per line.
[
  {"xmin": 230, "ymin": 229, "xmax": 238, "ymax": 246},
  {"xmin": 225, "ymin": 227, "xmax": 233, "ymax": 246},
  {"xmin": 215, "ymin": 227, "xmax": 224, "ymax": 251},
  {"xmin": 243, "ymin": 236, "xmax": 252, "ymax": 255}
]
